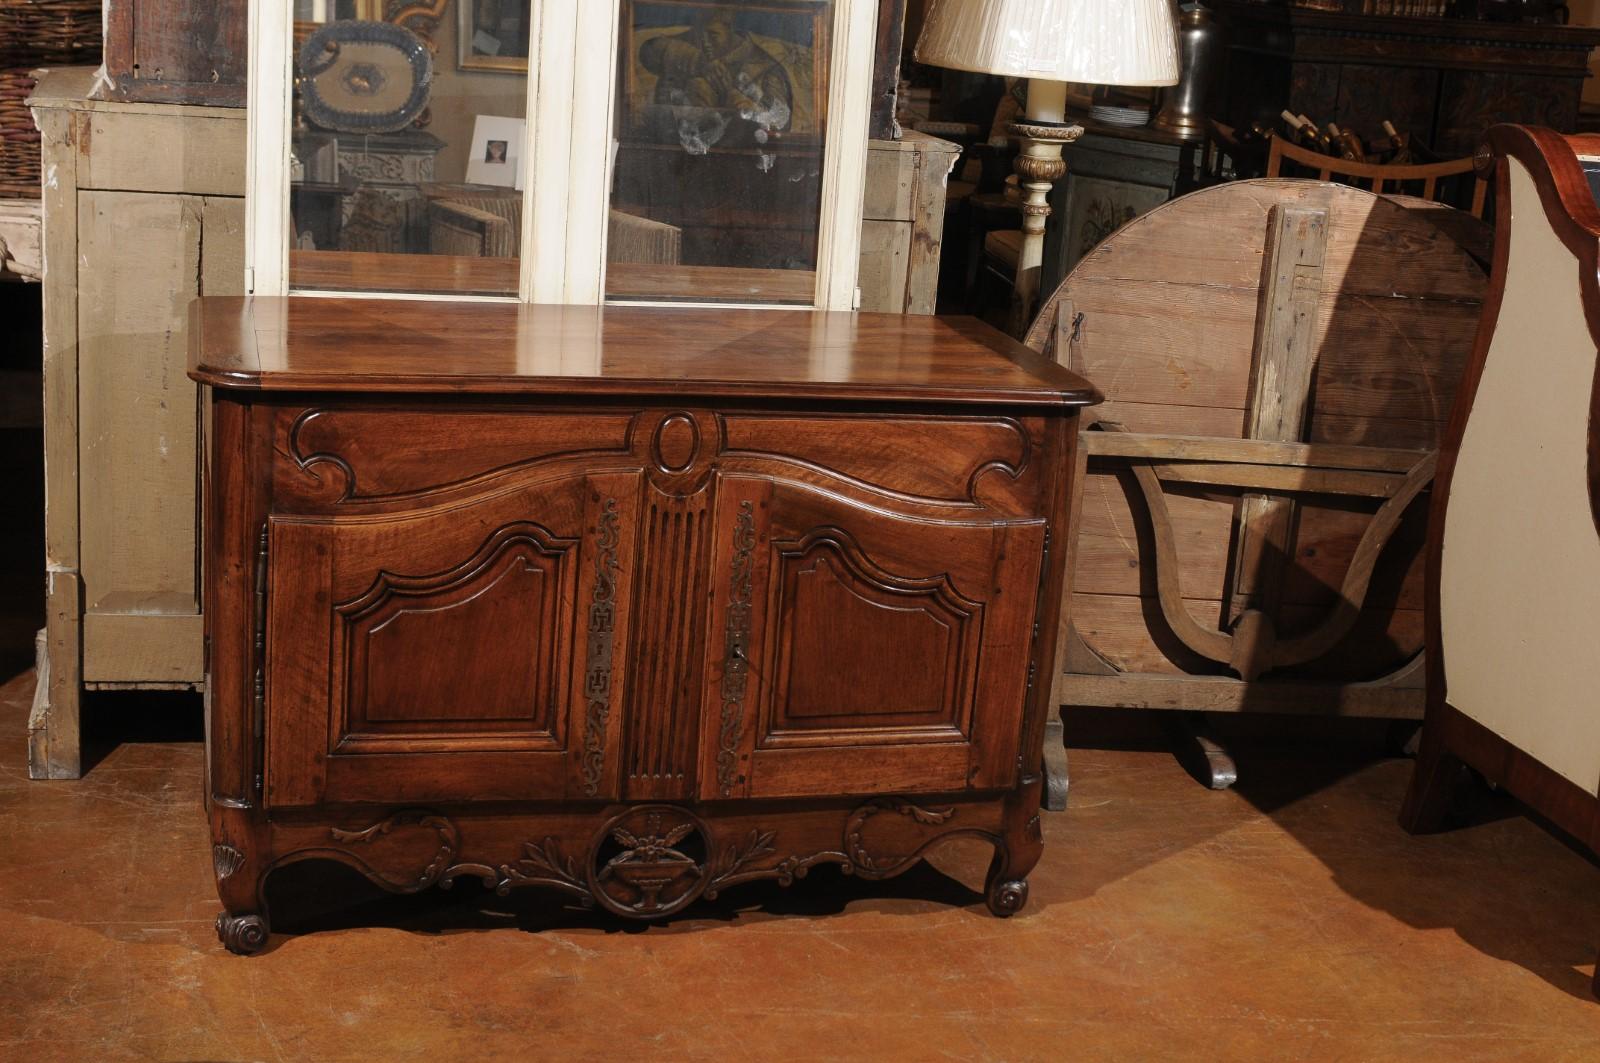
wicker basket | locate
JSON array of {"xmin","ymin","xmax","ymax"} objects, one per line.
[
  {"xmin": 0, "ymin": 2, "xmax": 100, "ymax": 198},
  {"xmin": 0, "ymin": 67, "xmax": 40, "ymax": 197},
  {"xmin": 0, "ymin": 0, "xmax": 103, "ymax": 65}
]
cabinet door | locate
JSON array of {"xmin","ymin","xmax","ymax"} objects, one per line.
[
  {"xmin": 264, "ymin": 473, "xmax": 639, "ymax": 807},
  {"xmin": 701, "ymin": 476, "xmax": 1046, "ymax": 800}
]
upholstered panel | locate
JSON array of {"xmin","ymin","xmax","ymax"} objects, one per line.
[{"xmin": 1440, "ymin": 157, "xmax": 1600, "ymax": 797}]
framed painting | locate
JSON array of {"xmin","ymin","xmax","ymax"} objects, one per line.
[
  {"xmin": 459, "ymin": 0, "xmax": 533, "ymax": 73},
  {"xmin": 619, "ymin": 0, "xmax": 831, "ymax": 148}
]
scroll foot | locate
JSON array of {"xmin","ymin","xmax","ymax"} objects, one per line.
[
  {"xmin": 216, "ymin": 911, "xmax": 269, "ymax": 955},
  {"xmin": 984, "ymin": 873, "xmax": 1030, "ymax": 917}
]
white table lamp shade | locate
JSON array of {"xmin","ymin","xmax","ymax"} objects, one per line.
[{"xmin": 915, "ymin": 0, "xmax": 1181, "ymax": 87}]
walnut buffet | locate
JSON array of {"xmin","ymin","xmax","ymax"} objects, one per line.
[{"xmin": 190, "ymin": 297, "xmax": 1098, "ymax": 952}]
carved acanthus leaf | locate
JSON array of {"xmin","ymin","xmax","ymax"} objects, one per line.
[
  {"xmin": 329, "ymin": 810, "xmax": 459, "ymax": 890},
  {"xmin": 500, "ymin": 837, "xmax": 591, "ymax": 902}
]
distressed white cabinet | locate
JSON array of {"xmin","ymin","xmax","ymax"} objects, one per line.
[{"xmin": 28, "ymin": 68, "xmax": 246, "ymax": 778}]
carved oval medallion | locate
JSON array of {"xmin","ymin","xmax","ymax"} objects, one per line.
[
  {"xmin": 586, "ymin": 805, "xmax": 709, "ymax": 918},
  {"xmin": 651, "ymin": 413, "xmax": 700, "ymax": 474}
]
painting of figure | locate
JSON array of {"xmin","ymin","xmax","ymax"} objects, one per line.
[{"xmin": 622, "ymin": 1, "xmax": 829, "ymax": 153}]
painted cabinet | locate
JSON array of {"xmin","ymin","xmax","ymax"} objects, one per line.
[{"xmin": 28, "ymin": 68, "xmax": 247, "ymax": 778}]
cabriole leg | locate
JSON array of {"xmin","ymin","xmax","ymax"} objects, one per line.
[
  {"xmin": 985, "ymin": 775, "xmax": 1045, "ymax": 917},
  {"xmin": 211, "ymin": 805, "xmax": 270, "ymax": 955}
]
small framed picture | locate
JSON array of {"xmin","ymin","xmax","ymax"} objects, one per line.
[
  {"xmin": 458, "ymin": 0, "xmax": 533, "ymax": 73},
  {"xmin": 465, "ymin": 115, "xmax": 526, "ymax": 188}
]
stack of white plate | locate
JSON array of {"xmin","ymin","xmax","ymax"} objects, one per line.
[{"xmin": 1089, "ymin": 103, "xmax": 1150, "ymax": 127}]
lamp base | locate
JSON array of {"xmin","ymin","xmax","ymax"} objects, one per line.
[
  {"xmin": 1152, "ymin": 112, "xmax": 1207, "ymax": 140},
  {"xmin": 1005, "ymin": 118, "xmax": 1084, "ymax": 336}
]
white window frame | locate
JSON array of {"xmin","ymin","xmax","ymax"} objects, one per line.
[{"xmin": 246, "ymin": 0, "xmax": 877, "ymax": 310}]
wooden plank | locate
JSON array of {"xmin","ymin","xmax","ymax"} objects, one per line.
[
  {"xmin": 1154, "ymin": 461, "xmax": 1406, "ymax": 499},
  {"xmin": 856, "ymin": 219, "xmax": 910, "ymax": 315},
  {"xmin": 201, "ymin": 196, "xmax": 248, "ymax": 296},
  {"xmin": 29, "ymin": 67, "xmax": 243, "ymax": 121},
  {"xmin": 83, "ymin": 613, "xmax": 205, "ymax": 683},
  {"xmin": 77, "ymin": 190, "xmax": 205, "ymax": 616},
  {"xmin": 1245, "ymin": 206, "xmax": 1329, "ymax": 444},
  {"xmin": 1310, "ymin": 412, "xmax": 1446, "ymax": 450},
  {"xmin": 78, "ymin": 111, "xmax": 247, "ymax": 197},
  {"xmin": 29, "ymin": 570, "xmax": 82, "ymax": 778},
  {"xmin": 1058, "ymin": 278, "xmax": 1261, "ymax": 411},
  {"xmin": 862, "ymin": 138, "xmax": 918, "ymax": 221},
  {"xmin": 904, "ymin": 134, "xmax": 958, "ymax": 316},
  {"xmin": 1087, "ymin": 401, "xmax": 1246, "ymax": 438},
  {"xmin": 1059, "ymin": 672, "xmax": 1424, "ymax": 718},
  {"xmin": 1231, "ymin": 206, "xmax": 1329, "ymax": 674},
  {"xmin": 867, "ymin": 0, "xmax": 908, "ymax": 141},
  {"xmin": 1311, "ymin": 298, "xmax": 1479, "ymax": 426},
  {"xmin": 1066, "ymin": 181, "xmax": 1482, "ymax": 300},
  {"xmin": 30, "ymin": 101, "xmax": 83, "ymax": 780},
  {"xmin": 1083, "ymin": 430, "xmax": 1429, "ymax": 472}
]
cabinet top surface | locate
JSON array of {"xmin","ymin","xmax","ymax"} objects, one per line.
[{"xmin": 189, "ymin": 297, "xmax": 1101, "ymax": 408}]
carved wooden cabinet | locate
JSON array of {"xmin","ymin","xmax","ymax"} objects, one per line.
[{"xmin": 191, "ymin": 297, "xmax": 1098, "ymax": 952}]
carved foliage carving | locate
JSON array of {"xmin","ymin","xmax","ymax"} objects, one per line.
[
  {"xmin": 497, "ymin": 837, "xmax": 591, "ymax": 902},
  {"xmin": 581, "ymin": 499, "xmax": 622, "ymax": 797},
  {"xmin": 326, "ymin": 809, "xmax": 460, "ymax": 892},
  {"xmin": 717, "ymin": 500, "xmax": 758, "ymax": 796},
  {"xmin": 280, "ymin": 798, "xmax": 983, "ymax": 922},
  {"xmin": 845, "ymin": 798, "xmax": 957, "ymax": 879}
]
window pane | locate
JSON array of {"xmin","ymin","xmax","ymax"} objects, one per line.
[
  {"xmin": 606, "ymin": 0, "xmax": 833, "ymax": 305},
  {"xmin": 288, "ymin": 1, "xmax": 529, "ymax": 296}
]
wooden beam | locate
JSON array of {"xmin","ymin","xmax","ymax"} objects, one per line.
[
  {"xmin": 1145, "ymin": 461, "xmax": 1408, "ymax": 499},
  {"xmin": 1058, "ymin": 670, "xmax": 1425, "ymax": 719},
  {"xmin": 1082, "ymin": 430, "xmax": 1429, "ymax": 473},
  {"xmin": 1231, "ymin": 204, "xmax": 1329, "ymax": 675}
]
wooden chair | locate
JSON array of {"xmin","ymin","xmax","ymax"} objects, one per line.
[
  {"xmin": 1266, "ymin": 133, "xmax": 1490, "ymax": 218},
  {"xmin": 1027, "ymin": 178, "xmax": 1488, "ymax": 801},
  {"xmin": 1399, "ymin": 125, "xmax": 1600, "ymax": 997}
]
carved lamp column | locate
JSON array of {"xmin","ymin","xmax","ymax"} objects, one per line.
[{"xmin": 915, "ymin": 0, "xmax": 1180, "ymax": 331}]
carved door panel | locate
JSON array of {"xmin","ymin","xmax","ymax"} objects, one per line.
[
  {"xmin": 701, "ymin": 475, "xmax": 1046, "ymax": 801},
  {"xmin": 264, "ymin": 472, "xmax": 640, "ymax": 807}
]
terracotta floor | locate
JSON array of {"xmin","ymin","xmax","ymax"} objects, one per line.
[{"xmin": 4, "ymin": 670, "xmax": 1600, "ymax": 1061}]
